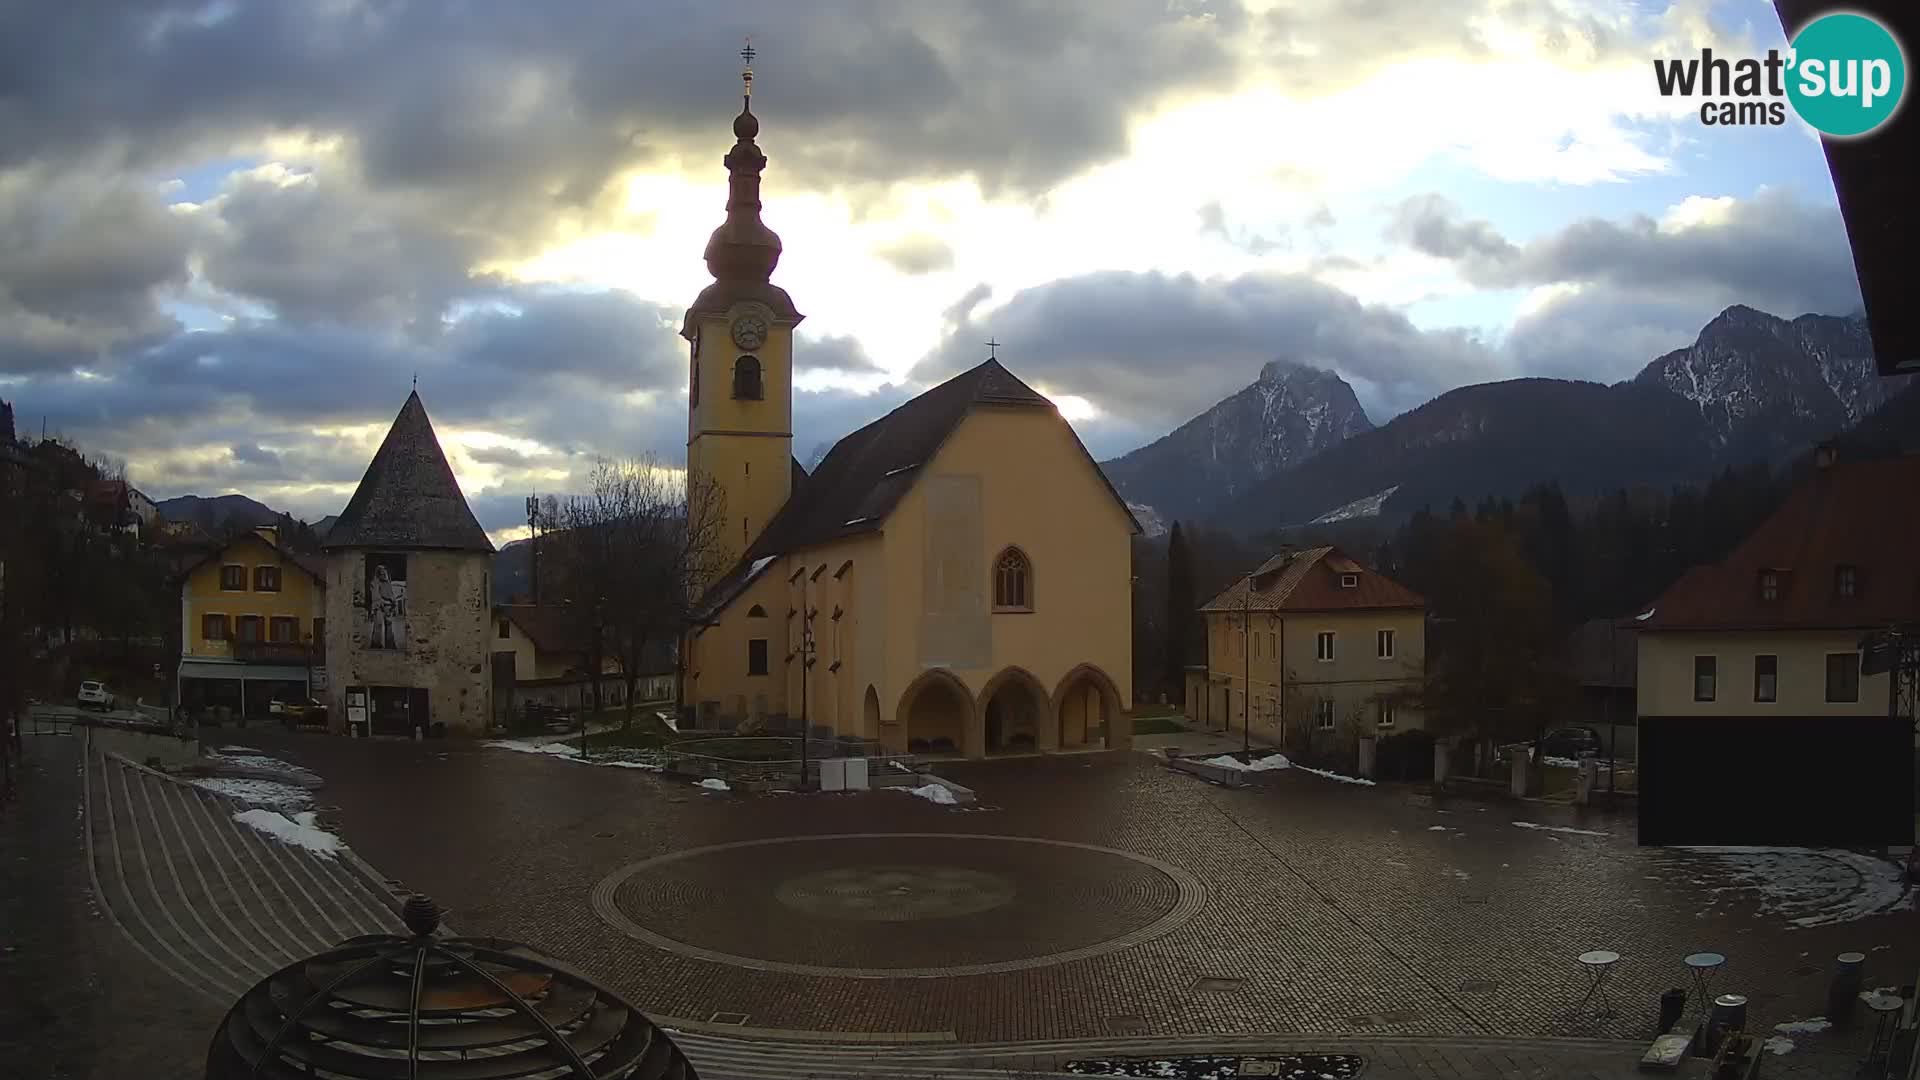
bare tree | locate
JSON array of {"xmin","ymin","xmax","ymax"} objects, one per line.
[{"xmin": 547, "ymin": 458, "xmax": 729, "ymax": 730}]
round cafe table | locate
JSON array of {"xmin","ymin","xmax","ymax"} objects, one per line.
[
  {"xmin": 1576, "ymin": 950, "xmax": 1620, "ymax": 1019},
  {"xmin": 1683, "ymin": 952, "xmax": 1726, "ymax": 1022}
]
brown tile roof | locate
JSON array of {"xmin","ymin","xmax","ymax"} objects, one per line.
[
  {"xmin": 498, "ymin": 604, "xmax": 677, "ymax": 674},
  {"xmin": 499, "ymin": 604, "xmax": 590, "ymax": 655},
  {"xmin": 1200, "ymin": 546, "xmax": 1425, "ymax": 613},
  {"xmin": 1638, "ymin": 454, "xmax": 1920, "ymax": 631},
  {"xmin": 323, "ymin": 391, "xmax": 493, "ymax": 553},
  {"xmin": 743, "ymin": 357, "xmax": 1138, "ymax": 560}
]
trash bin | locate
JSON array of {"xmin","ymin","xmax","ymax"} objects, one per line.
[
  {"xmin": 1827, "ymin": 951, "xmax": 1865, "ymax": 1024},
  {"xmin": 1710, "ymin": 993, "xmax": 1748, "ymax": 1034},
  {"xmin": 1659, "ymin": 988, "xmax": 1688, "ymax": 1035}
]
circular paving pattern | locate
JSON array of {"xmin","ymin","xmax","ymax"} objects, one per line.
[
  {"xmin": 590, "ymin": 833, "xmax": 1207, "ymax": 978},
  {"xmin": 775, "ymin": 865, "xmax": 1018, "ymax": 922}
]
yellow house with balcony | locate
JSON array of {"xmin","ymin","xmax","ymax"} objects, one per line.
[
  {"xmin": 176, "ymin": 524, "xmax": 327, "ymax": 724},
  {"xmin": 678, "ymin": 74, "xmax": 1137, "ymax": 759},
  {"xmin": 1189, "ymin": 547, "xmax": 1427, "ymax": 760}
]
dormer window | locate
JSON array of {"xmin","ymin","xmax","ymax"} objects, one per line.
[
  {"xmin": 732, "ymin": 355, "xmax": 763, "ymax": 400},
  {"xmin": 1758, "ymin": 570, "xmax": 1780, "ymax": 602},
  {"xmin": 1834, "ymin": 564, "xmax": 1858, "ymax": 599},
  {"xmin": 1339, "ymin": 573, "xmax": 1359, "ymax": 589}
]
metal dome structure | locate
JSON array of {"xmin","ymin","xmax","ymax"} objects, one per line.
[{"xmin": 206, "ymin": 895, "xmax": 698, "ymax": 1079}]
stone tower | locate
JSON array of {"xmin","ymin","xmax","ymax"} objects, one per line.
[
  {"xmin": 321, "ymin": 391, "xmax": 495, "ymax": 736},
  {"xmin": 682, "ymin": 45, "xmax": 805, "ymax": 579}
]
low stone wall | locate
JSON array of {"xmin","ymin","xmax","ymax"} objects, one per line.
[{"xmin": 86, "ymin": 723, "xmax": 200, "ymax": 768}]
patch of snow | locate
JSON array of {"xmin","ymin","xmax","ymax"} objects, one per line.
[
  {"xmin": 1293, "ymin": 764, "xmax": 1375, "ymax": 786},
  {"xmin": 1674, "ymin": 847, "xmax": 1915, "ymax": 928},
  {"xmin": 1635, "ymin": 608, "xmax": 1655, "ymax": 621},
  {"xmin": 203, "ymin": 751, "xmax": 316, "ymax": 779},
  {"xmin": 191, "ymin": 777, "xmax": 313, "ymax": 810},
  {"xmin": 749, "ymin": 555, "xmax": 776, "ymax": 577},
  {"xmin": 1198, "ymin": 752, "xmax": 1293, "ymax": 773},
  {"xmin": 1428, "ymin": 825, "xmax": 1451, "ymax": 832},
  {"xmin": 892, "ymin": 783, "xmax": 958, "ymax": 805},
  {"xmin": 1762, "ymin": 1036, "xmax": 1796, "ymax": 1055},
  {"xmin": 1773, "ymin": 1018, "xmax": 1831, "ymax": 1035},
  {"xmin": 698, "ymin": 778, "xmax": 730, "ymax": 792},
  {"xmin": 1310, "ymin": 484, "xmax": 1401, "ymax": 525},
  {"xmin": 1126, "ymin": 502, "xmax": 1169, "ymax": 539},
  {"xmin": 483, "ymin": 739, "xmax": 581, "ymax": 757},
  {"xmin": 1513, "ymin": 821, "xmax": 1610, "ymax": 837},
  {"xmin": 233, "ymin": 808, "xmax": 344, "ymax": 857}
]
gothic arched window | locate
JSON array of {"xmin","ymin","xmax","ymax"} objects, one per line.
[
  {"xmin": 993, "ymin": 547, "xmax": 1032, "ymax": 611},
  {"xmin": 733, "ymin": 355, "xmax": 763, "ymax": 400},
  {"xmin": 747, "ymin": 604, "xmax": 767, "ymax": 618}
]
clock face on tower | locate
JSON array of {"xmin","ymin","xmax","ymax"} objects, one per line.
[{"xmin": 730, "ymin": 313, "xmax": 768, "ymax": 351}]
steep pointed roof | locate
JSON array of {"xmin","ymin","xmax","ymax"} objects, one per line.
[
  {"xmin": 741, "ymin": 357, "xmax": 1137, "ymax": 560},
  {"xmin": 323, "ymin": 391, "xmax": 494, "ymax": 553}
]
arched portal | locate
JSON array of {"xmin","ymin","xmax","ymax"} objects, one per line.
[
  {"xmin": 894, "ymin": 669, "xmax": 974, "ymax": 756},
  {"xmin": 862, "ymin": 685, "xmax": 881, "ymax": 740},
  {"xmin": 979, "ymin": 667, "xmax": 1050, "ymax": 754},
  {"xmin": 1053, "ymin": 664, "xmax": 1128, "ymax": 750}
]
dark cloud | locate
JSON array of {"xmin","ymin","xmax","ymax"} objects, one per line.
[
  {"xmin": 0, "ymin": 167, "xmax": 192, "ymax": 371},
  {"xmin": 795, "ymin": 333, "xmax": 887, "ymax": 376},
  {"xmin": 229, "ymin": 442, "xmax": 281, "ymax": 467},
  {"xmin": 3, "ymin": 1, "xmax": 1245, "ymax": 202},
  {"xmin": 941, "ymin": 283, "xmax": 993, "ymax": 331},
  {"xmin": 873, "ymin": 234, "xmax": 955, "ymax": 275},
  {"xmin": 912, "ymin": 269, "xmax": 1502, "ymax": 429},
  {"xmin": 1387, "ymin": 193, "xmax": 1518, "ymax": 261},
  {"xmin": 195, "ymin": 165, "xmax": 490, "ymax": 331},
  {"xmin": 465, "ymin": 445, "xmax": 532, "ymax": 468},
  {"xmin": 1388, "ymin": 188, "xmax": 1862, "ymax": 318}
]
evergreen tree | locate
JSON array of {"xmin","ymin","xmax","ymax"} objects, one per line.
[{"xmin": 1163, "ymin": 522, "xmax": 1194, "ymax": 703}]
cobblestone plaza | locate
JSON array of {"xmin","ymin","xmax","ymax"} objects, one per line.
[{"xmin": 5, "ymin": 728, "xmax": 1913, "ymax": 1078}]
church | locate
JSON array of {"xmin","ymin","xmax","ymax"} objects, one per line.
[{"xmin": 680, "ymin": 58, "xmax": 1137, "ymax": 758}]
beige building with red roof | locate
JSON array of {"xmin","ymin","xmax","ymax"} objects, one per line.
[
  {"xmin": 678, "ymin": 68, "xmax": 1137, "ymax": 758},
  {"xmin": 1635, "ymin": 449, "xmax": 1919, "ymax": 731},
  {"xmin": 1190, "ymin": 546, "xmax": 1427, "ymax": 755}
]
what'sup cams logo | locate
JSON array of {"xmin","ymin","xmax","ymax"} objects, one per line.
[{"xmin": 1653, "ymin": 11, "xmax": 1907, "ymax": 137}]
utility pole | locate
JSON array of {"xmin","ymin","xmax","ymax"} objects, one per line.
[{"xmin": 525, "ymin": 494, "xmax": 542, "ymax": 604}]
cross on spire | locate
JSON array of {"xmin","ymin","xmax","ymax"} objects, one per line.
[
  {"xmin": 985, "ymin": 337, "xmax": 1001, "ymax": 360},
  {"xmin": 741, "ymin": 37, "xmax": 755, "ymax": 97}
]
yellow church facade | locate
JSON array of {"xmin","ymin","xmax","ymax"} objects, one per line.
[{"xmin": 679, "ymin": 65, "xmax": 1136, "ymax": 758}]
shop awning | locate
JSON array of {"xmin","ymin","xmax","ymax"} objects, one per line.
[{"xmin": 178, "ymin": 661, "xmax": 311, "ymax": 683}]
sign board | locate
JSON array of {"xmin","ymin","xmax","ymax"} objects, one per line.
[{"xmin": 310, "ymin": 666, "xmax": 330, "ymax": 693}]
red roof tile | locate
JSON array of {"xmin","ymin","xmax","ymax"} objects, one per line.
[
  {"xmin": 1200, "ymin": 546, "xmax": 1425, "ymax": 614},
  {"xmin": 1639, "ymin": 454, "xmax": 1920, "ymax": 631}
]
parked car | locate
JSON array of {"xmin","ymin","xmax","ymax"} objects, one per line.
[
  {"xmin": 270, "ymin": 698, "xmax": 327, "ymax": 727},
  {"xmin": 77, "ymin": 681, "xmax": 116, "ymax": 711},
  {"xmin": 1537, "ymin": 726, "xmax": 1604, "ymax": 760}
]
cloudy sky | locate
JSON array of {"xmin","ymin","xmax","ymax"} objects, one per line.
[{"xmin": 0, "ymin": 0, "xmax": 1864, "ymax": 543}]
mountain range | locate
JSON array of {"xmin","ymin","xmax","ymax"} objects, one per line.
[
  {"xmin": 1101, "ymin": 359, "xmax": 1373, "ymax": 523},
  {"xmin": 154, "ymin": 303, "xmax": 1912, "ymax": 571},
  {"xmin": 1105, "ymin": 305, "xmax": 1913, "ymax": 534}
]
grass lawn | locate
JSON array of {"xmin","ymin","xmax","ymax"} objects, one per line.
[{"xmin": 1132, "ymin": 714, "xmax": 1188, "ymax": 735}]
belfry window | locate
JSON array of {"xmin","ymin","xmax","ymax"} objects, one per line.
[{"xmin": 733, "ymin": 355, "xmax": 763, "ymax": 400}]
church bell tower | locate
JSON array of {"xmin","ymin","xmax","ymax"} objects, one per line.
[{"xmin": 683, "ymin": 42, "xmax": 804, "ymax": 568}]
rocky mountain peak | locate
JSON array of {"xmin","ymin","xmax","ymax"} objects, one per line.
[{"xmin": 1100, "ymin": 359, "xmax": 1373, "ymax": 523}]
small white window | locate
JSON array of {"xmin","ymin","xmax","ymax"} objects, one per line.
[
  {"xmin": 1339, "ymin": 573, "xmax": 1359, "ymax": 589},
  {"xmin": 1315, "ymin": 631, "xmax": 1336, "ymax": 662},
  {"xmin": 1315, "ymin": 698, "xmax": 1336, "ymax": 729},
  {"xmin": 1376, "ymin": 628, "xmax": 1395, "ymax": 659},
  {"xmin": 1377, "ymin": 703, "xmax": 1395, "ymax": 728}
]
